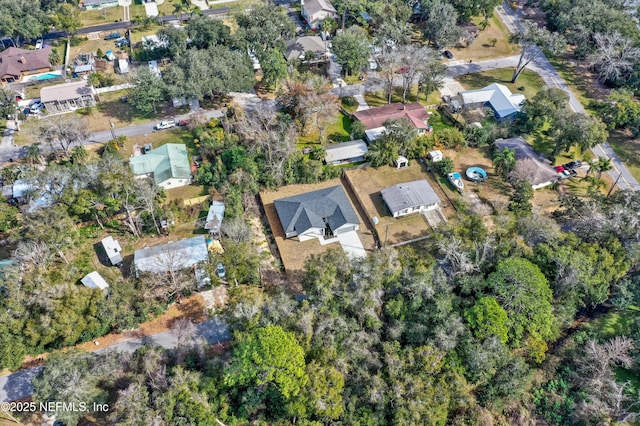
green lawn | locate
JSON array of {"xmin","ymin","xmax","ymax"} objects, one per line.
[
  {"xmin": 364, "ymin": 87, "xmax": 441, "ymax": 108},
  {"xmin": 449, "ymin": 14, "xmax": 520, "ymax": 62},
  {"xmin": 456, "ymin": 68, "xmax": 545, "ymax": 100},
  {"xmin": 547, "ymin": 56, "xmax": 607, "ymax": 114},
  {"xmin": 298, "ymin": 112, "xmax": 353, "ymax": 145},
  {"xmin": 606, "ymin": 131, "xmax": 640, "ymax": 182}
]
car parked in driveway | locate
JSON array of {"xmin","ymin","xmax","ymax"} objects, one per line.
[
  {"xmin": 177, "ymin": 119, "xmax": 191, "ymax": 127},
  {"xmin": 105, "ymin": 32, "xmax": 121, "ymax": 40},
  {"xmin": 155, "ymin": 120, "xmax": 176, "ymax": 130},
  {"xmin": 31, "ymin": 101, "xmax": 43, "ymax": 110},
  {"xmin": 443, "ymin": 50, "xmax": 454, "ymax": 59},
  {"xmin": 563, "ymin": 160, "xmax": 582, "ymax": 170},
  {"xmin": 115, "ymin": 38, "xmax": 129, "ymax": 48},
  {"xmin": 35, "ymin": 39, "xmax": 43, "ymax": 50}
]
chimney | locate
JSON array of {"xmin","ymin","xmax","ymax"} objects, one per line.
[{"xmin": 18, "ymin": 56, "xmax": 26, "ymax": 64}]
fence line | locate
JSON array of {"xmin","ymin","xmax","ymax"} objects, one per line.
[{"xmin": 95, "ymin": 83, "xmax": 134, "ymax": 94}]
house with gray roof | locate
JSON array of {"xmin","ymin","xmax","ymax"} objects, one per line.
[
  {"xmin": 274, "ymin": 185, "xmax": 360, "ymax": 242},
  {"xmin": 134, "ymin": 235, "xmax": 209, "ymax": 276},
  {"xmin": 381, "ymin": 179, "xmax": 441, "ymax": 218},
  {"xmin": 301, "ymin": 0, "xmax": 337, "ymax": 30},
  {"xmin": 494, "ymin": 137, "xmax": 558, "ymax": 189},
  {"xmin": 129, "ymin": 143, "xmax": 192, "ymax": 189},
  {"xmin": 324, "ymin": 139, "xmax": 368, "ymax": 165},
  {"xmin": 458, "ymin": 83, "xmax": 525, "ymax": 119},
  {"xmin": 40, "ymin": 80, "xmax": 96, "ymax": 114},
  {"xmin": 284, "ymin": 36, "xmax": 329, "ymax": 62}
]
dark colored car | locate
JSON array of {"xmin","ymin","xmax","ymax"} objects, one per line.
[
  {"xmin": 443, "ymin": 50, "xmax": 454, "ymax": 59},
  {"xmin": 177, "ymin": 119, "xmax": 191, "ymax": 127},
  {"xmin": 563, "ymin": 160, "xmax": 582, "ymax": 170},
  {"xmin": 144, "ymin": 144, "xmax": 151, "ymax": 154},
  {"xmin": 104, "ymin": 32, "xmax": 121, "ymax": 40},
  {"xmin": 115, "ymin": 38, "xmax": 129, "ymax": 48}
]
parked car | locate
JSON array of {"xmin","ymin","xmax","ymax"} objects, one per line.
[
  {"xmin": 443, "ymin": 50, "xmax": 454, "ymax": 59},
  {"xmin": 115, "ymin": 38, "xmax": 129, "ymax": 48},
  {"xmin": 144, "ymin": 144, "xmax": 152, "ymax": 154},
  {"xmin": 215, "ymin": 262, "xmax": 226, "ymax": 279},
  {"xmin": 563, "ymin": 160, "xmax": 582, "ymax": 170},
  {"xmin": 31, "ymin": 101, "xmax": 43, "ymax": 110},
  {"xmin": 34, "ymin": 39, "xmax": 43, "ymax": 50},
  {"xmin": 155, "ymin": 120, "xmax": 176, "ymax": 130},
  {"xmin": 104, "ymin": 32, "xmax": 121, "ymax": 40},
  {"xmin": 177, "ymin": 119, "xmax": 191, "ymax": 127}
]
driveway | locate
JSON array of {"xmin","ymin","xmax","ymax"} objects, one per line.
[
  {"xmin": 337, "ymin": 230, "xmax": 366, "ymax": 259},
  {"xmin": 0, "ymin": 317, "xmax": 230, "ymax": 403}
]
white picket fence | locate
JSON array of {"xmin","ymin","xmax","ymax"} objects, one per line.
[{"xmin": 95, "ymin": 83, "xmax": 134, "ymax": 94}]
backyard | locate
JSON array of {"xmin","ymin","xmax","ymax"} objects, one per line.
[
  {"xmin": 344, "ymin": 162, "xmax": 454, "ymax": 246},
  {"xmin": 364, "ymin": 86, "xmax": 442, "ymax": 108},
  {"xmin": 298, "ymin": 112, "xmax": 353, "ymax": 145}
]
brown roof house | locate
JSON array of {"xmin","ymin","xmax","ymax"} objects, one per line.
[
  {"xmin": 0, "ymin": 47, "xmax": 52, "ymax": 83},
  {"xmin": 40, "ymin": 81, "xmax": 97, "ymax": 114},
  {"xmin": 301, "ymin": 0, "xmax": 337, "ymax": 30},
  {"xmin": 354, "ymin": 102, "xmax": 430, "ymax": 143},
  {"xmin": 284, "ymin": 36, "xmax": 329, "ymax": 62}
]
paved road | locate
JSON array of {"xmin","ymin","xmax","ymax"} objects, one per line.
[
  {"xmin": 496, "ymin": 2, "xmax": 640, "ymax": 191},
  {"xmin": 0, "ymin": 109, "xmax": 225, "ymax": 164},
  {"xmin": 0, "ymin": 317, "xmax": 230, "ymax": 403}
]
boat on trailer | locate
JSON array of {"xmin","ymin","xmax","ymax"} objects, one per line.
[{"xmin": 448, "ymin": 172, "xmax": 464, "ymax": 193}]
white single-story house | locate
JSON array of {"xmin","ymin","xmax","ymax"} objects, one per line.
[
  {"xmin": 134, "ymin": 235, "xmax": 209, "ymax": 276},
  {"xmin": 205, "ymin": 201, "xmax": 226, "ymax": 235},
  {"xmin": 81, "ymin": 271, "xmax": 109, "ymax": 290},
  {"xmin": 301, "ymin": 0, "xmax": 337, "ymax": 30},
  {"xmin": 495, "ymin": 136, "xmax": 558, "ymax": 189},
  {"xmin": 274, "ymin": 185, "xmax": 360, "ymax": 242},
  {"xmin": 458, "ymin": 83, "xmax": 525, "ymax": 119},
  {"xmin": 364, "ymin": 126, "xmax": 386, "ymax": 143},
  {"xmin": 101, "ymin": 236, "xmax": 123, "ymax": 266},
  {"xmin": 40, "ymin": 81, "xmax": 97, "ymax": 114},
  {"xmin": 129, "ymin": 143, "xmax": 192, "ymax": 189},
  {"xmin": 324, "ymin": 139, "xmax": 368, "ymax": 165},
  {"xmin": 381, "ymin": 179, "xmax": 441, "ymax": 218},
  {"xmin": 115, "ymin": 52, "xmax": 129, "ymax": 74}
]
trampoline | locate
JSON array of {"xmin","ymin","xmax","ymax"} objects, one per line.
[{"xmin": 466, "ymin": 166, "xmax": 488, "ymax": 182}]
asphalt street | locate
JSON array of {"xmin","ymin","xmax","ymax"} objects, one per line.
[
  {"xmin": 496, "ymin": 2, "xmax": 640, "ymax": 190},
  {"xmin": 0, "ymin": 317, "xmax": 230, "ymax": 403}
]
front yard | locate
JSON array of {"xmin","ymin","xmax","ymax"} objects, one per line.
[
  {"xmin": 449, "ymin": 14, "xmax": 520, "ymax": 62},
  {"xmin": 456, "ymin": 67, "xmax": 545, "ymax": 100}
]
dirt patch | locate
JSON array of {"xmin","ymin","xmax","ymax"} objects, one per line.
[{"xmin": 260, "ymin": 178, "xmax": 376, "ymax": 272}]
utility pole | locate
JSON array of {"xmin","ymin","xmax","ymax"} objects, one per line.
[
  {"xmin": 109, "ymin": 120, "xmax": 116, "ymax": 141},
  {"xmin": 607, "ymin": 172, "xmax": 622, "ymax": 197}
]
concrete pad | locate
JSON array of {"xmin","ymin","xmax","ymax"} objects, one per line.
[
  {"xmin": 144, "ymin": 2, "xmax": 159, "ymax": 17},
  {"xmin": 440, "ymin": 78, "xmax": 465, "ymax": 97},
  {"xmin": 337, "ymin": 230, "xmax": 366, "ymax": 259}
]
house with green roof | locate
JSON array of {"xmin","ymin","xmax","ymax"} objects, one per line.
[{"xmin": 129, "ymin": 144, "xmax": 192, "ymax": 189}]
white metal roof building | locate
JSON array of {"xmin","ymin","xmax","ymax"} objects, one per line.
[
  {"xmin": 324, "ymin": 139, "xmax": 368, "ymax": 165},
  {"xmin": 459, "ymin": 83, "xmax": 525, "ymax": 119},
  {"xmin": 81, "ymin": 271, "xmax": 109, "ymax": 290},
  {"xmin": 381, "ymin": 179, "xmax": 441, "ymax": 218},
  {"xmin": 134, "ymin": 235, "xmax": 209, "ymax": 275},
  {"xmin": 101, "ymin": 236, "xmax": 123, "ymax": 266},
  {"xmin": 205, "ymin": 201, "xmax": 226, "ymax": 235}
]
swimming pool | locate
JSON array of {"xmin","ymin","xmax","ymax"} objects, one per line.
[
  {"xmin": 23, "ymin": 71, "xmax": 62, "ymax": 82},
  {"xmin": 466, "ymin": 166, "xmax": 488, "ymax": 182}
]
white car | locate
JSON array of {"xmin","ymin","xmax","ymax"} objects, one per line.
[
  {"xmin": 31, "ymin": 101, "xmax": 44, "ymax": 111},
  {"xmin": 155, "ymin": 120, "xmax": 176, "ymax": 130},
  {"xmin": 35, "ymin": 39, "xmax": 43, "ymax": 50}
]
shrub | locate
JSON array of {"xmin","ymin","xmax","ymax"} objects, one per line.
[{"xmin": 341, "ymin": 96, "xmax": 358, "ymax": 106}]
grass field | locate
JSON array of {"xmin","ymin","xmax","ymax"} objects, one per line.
[
  {"xmin": 456, "ymin": 67, "xmax": 545, "ymax": 100},
  {"xmin": 298, "ymin": 112, "xmax": 353, "ymax": 145},
  {"xmin": 364, "ymin": 86, "xmax": 442, "ymax": 108},
  {"xmin": 449, "ymin": 14, "xmax": 520, "ymax": 61}
]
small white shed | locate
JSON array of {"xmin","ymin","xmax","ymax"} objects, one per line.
[
  {"xmin": 81, "ymin": 271, "xmax": 109, "ymax": 291},
  {"xmin": 101, "ymin": 236, "xmax": 123, "ymax": 266},
  {"xmin": 427, "ymin": 150, "xmax": 443, "ymax": 162}
]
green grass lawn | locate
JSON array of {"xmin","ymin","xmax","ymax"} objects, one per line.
[
  {"xmin": 449, "ymin": 14, "xmax": 520, "ymax": 62},
  {"xmin": 298, "ymin": 112, "xmax": 353, "ymax": 145},
  {"xmin": 364, "ymin": 86, "xmax": 441, "ymax": 108},
  {"xmin": 606, "ymin": 130, "xmax": 640, "ymax": 182},
  {"xmin": 457, "ymin": 68, "xmax": 545, "ymax": 100}
]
